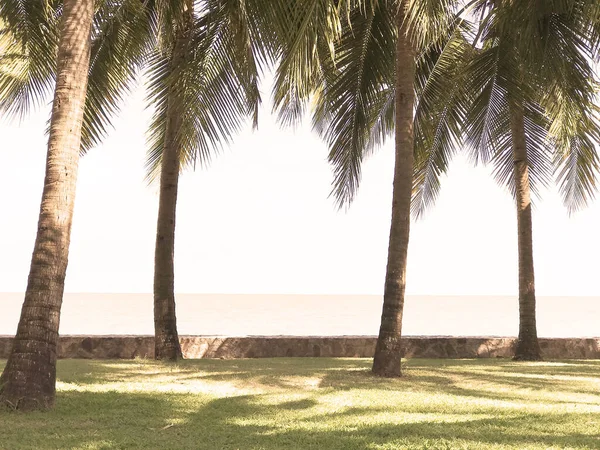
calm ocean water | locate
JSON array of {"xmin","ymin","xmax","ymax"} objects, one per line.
[{"xmin": 0, "ymin": 293, "xmax": 598, "ymax": 337}]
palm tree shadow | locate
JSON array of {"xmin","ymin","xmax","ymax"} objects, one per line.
[
  {"xmin": 2, "ymin": 358, "xmax": 599, "ymax": 449},
  {"xmin": 3, "ymin": 390, "xmax": 596, "ymax": 450},
  {"xmin": 178, "ymin": 394, "xmax": 600, "ymax": 450}
]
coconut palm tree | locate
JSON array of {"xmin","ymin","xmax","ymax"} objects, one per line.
[
  {"xmin": 0, "ymin": 0, "xmax": 156, "ymax": 151},
  {"xmin": 271, "ymin": 0, "xmax": 599, "ymax": 368},
  {"xmin": 0, "ymin": 0, "xmax": 96, "ymax": 411},
  {"xmin": 0, "ymin": 0, "xmax": 267, "ymax": 366},
  {"xmin": 144, "ymin": 0, "xmax": 264, "ymax": 360},
  {"xmin": 268, "ymin": 0, "xmax": 460, "ymax": 376},
  {"xmin": 0, "ymin": 0, "xmax": 176, "ymax": 409},
  {"xmin": 412, "ymin": 0, "xmax": 600, "ymax": 360}
]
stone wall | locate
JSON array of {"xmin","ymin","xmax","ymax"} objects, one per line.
[{"xmin": 0, "ymin": 336, "xmax": 598, "ymax": 360}]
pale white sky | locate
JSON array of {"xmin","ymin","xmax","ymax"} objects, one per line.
[{"xmin": 0, "ymin": 82, "xmax": 598, "ymax": 296}]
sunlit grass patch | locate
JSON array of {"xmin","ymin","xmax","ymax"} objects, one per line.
[{"xmin": 1, "ymin": 358, "xmax": 599, "ymax": 449}]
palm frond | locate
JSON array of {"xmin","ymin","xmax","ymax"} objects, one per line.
[
  {"xmin": 412, "ymin": 19, "xmax": 474, "ymax": 217},
  {"xmin": 554, "ymin": 127, "xmax": 600, "ymax": 213},
  {"xmin": 209, "ymin": 0, "xmax": 266, "ymax": 129},
  {"xmin": 81, "ymin": 0, "xmax": 156, "ymax": 152},
  {"xmin": 311, "ymin": 2, "xmax": 396, "ymax": 208},
  {"xmin": 462, "ymin": 40, "xmax": 553, "ymax": 200},
  {"xmin": 526, "ymin": 1, "xmax": 600, "ymax": 210},
  {"xmin": 0, "ymin": 0, "xmax": 58, "ymax": 119},
  {"xmin": 146, "ymin": 1, "xmax": 262, "ymax": 181},
  {"xmin": 144, "ymin": 50, "xmax": 169, "ymax": 181},
  {"xmin": 270, "ymin": 0, "xmax": 343, "ymax": 127},
  {"xmin": 404, "ymin": 0, "xmax": 460, "ymax": 51},
  {"xmin": 490, "ymin": 101, "xmax": 553, "ymax": 200},
  {"xmin": 462, "ymin": 45, "xmax": 505, "ymax": 165},
  {"xmin": 549, "ymin": 99, "xmax": 600, "ymax": 212}
]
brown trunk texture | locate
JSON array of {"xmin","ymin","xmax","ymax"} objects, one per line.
[
  {"xmin": 0, "ymin": 0, "xmax": 94, "ymax": 411},
  {"xmin": 153, "ymin": 2, "xmax": 194, "ymax": 361},
  {"xmin": 510, "ymin": 102, "xmax": 542, "ymax": 361},
  {"xmin": 372, "ymin": 8, "xmax": 416, "ymax": 377}
]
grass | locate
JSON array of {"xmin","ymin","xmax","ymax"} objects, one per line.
[{"xmin": 0, "ymin": 358, "xmax": 599, "ymax": 449}]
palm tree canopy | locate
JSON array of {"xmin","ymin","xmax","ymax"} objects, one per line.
[
  {"xmin": 144, "ymin": 0, "xmax": 268, "ymax": 180},
  {"xmin": 413, "ymin": 0, "xmax": 600, "ymax": 215},
  {"xmin": 265, "ymin": 0, "xmax": 599, "ymax": 212},
  {"xmin": 0, "ymin": 0, "xmax": 155, "ymax": 152},
  {"xmin": 268, "ymin": 0, "xmax": 461, "ymax": 208},
  {"xmin": 0, "ymin": 0, "xmax": 268, "ymax": 174},
  {"xmin": 0, "ymin": 0, "xmax": 59, "ymax": 119}
]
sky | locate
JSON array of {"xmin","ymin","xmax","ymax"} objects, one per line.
[{"xmin": 0, "ymin": 81, "xmax": 598, "ymax": 296}]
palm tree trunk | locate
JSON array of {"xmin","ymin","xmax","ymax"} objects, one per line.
[
  {"xmin": 372, "ymin": 6, "xmax": 416, "ymax": 377},
  {"xmin": 153, "ymin": 1, "xmax": 194, "ymax": 361},
  {"xmin": 0, "ymin": 0, "xmax": 94, "ymax": 411},
  {"xmin": 153, "ymin": 103, "xmax": 183, "ymax": 361},
  {"xmin": 509, "ymin": 101, "xmax": 542, "ymax": 361}
]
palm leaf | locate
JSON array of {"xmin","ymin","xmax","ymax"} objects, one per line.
[
  {"xmin": 312, "ymin": 2, "xmax": 396, "ymax": 207},
  {"xmin": 412, "ymin": 19, "xmax": 474, "ymax": 217},
  {"xmin": 81, "ymin": 0, "xmax": 156, "ymax": 152},
  {"xmin": 269, "ymin": 0, "xmax": 344, "ymax": 127},
  {"xmin": 490, "ymin": 101, "xmax": 553, "ymax": 200},
  {"xmin": 0, "ymin": 0, "xmax": 58, "ymax": 119},
  {"xmin": 145, "ymin": 0, "xmax": 262, "ymax": 180}
]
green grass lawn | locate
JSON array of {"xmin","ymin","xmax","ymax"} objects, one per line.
[{"xmin": 0, "ymin": 358, "xmax": 599, "ymax": 449}]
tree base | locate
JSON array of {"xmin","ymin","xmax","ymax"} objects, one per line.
[
  {"xmin": 154, "ymin": 353, "xmax": 183, "ymax": 362},
  {"xmin": 513, "ymin": 339, "xmax": 542, "ymax": 361},
  {"xmin": 0, "ymin": 384, "xmax": 53, "ymax": 412},
  {"xmin": 371, "ymin": 366, "xmax": 403, "ymax": 378},
  {"xmin": 512, "ymin": 353, "xmax": 543, "ymax": 361},
  {"xmin": 154, "ymin": 339, "xmax": 183, "ymax": 361},
  {"xmin": 372, "ymin": 335, "xmax": 403, "ymax": 377},
  {"xmin": 0, "ymin": 348, "xmax": 57, "ymax": 411}
]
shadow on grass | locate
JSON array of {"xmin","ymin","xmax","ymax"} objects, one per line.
[
  {"xmin": 184, "ymin": 395, "xmax": 600, "ymax": 450},
  {"xmin": 1, "ymin": 358, "xmax": 599, "ymax": 449},
  {"xmin": 0, "ymin": 389, "xmax": 598, "ymax": 450},
  {"xmin": 44, "ymin": 358, "xmax": 600, "ymax": 407}
]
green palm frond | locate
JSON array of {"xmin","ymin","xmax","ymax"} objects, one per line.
[
  {"xmin": 554, "ymin": 123, "xmax": 600, "ymax": 213},
  {"xmin": 82, "ymin": 0, "xmax": 156, "ymax": 152},
  {"xmin": 461, "ymin": 40, "xmax": 553, "ymax": 200},
  {"xmin": 152, "ymin": 0, "xmax": 185, "ymax": 51},
  {"xmin": 211, "ymin": 0, "xmax": 267, "ymax": 128},
  {"xmin": 145, "ymin": 0, "xmax": 262, "ymax": 181},
  {"xmin": 404, "ymin": 0, "xmax": 461, "ymax": 50},
  {"xmin": 462, "ymin": 45, "xmax": 505, "ymax": 166},
  {"xmin": 529, "ymin": 3, "xmax": 600, "ymax": 211},
  {"xmin": 270, "ymin": 0, "xmax": 343, "ymax": 127},
  {"xmin": 365, "ymin": 83, "xmax": 395, "ymax": 151},
  {"xmin": 144, "ymin": 50, "xmax": 169, "ymax": 181},
  {"xmin": 312, "ymin": 2, "xmax": 396, "ymax": 208},
  {"xmin": 586, "ymin": 1, "xmax": 600, "ymax": 57},
  {"xmin": 412, "ymin": 19, "xmax": 474, "ymax": 217},
  {"xmin": 549, "ymin": 99, "xmax": 600, "ymax": 213},
  {"xmin": 490, "ymin": 101, "xmax": 553, "ymax": 200},
  {"xmin": 0, "ymin": 0, "xmax": 59, "ymax": 119}
]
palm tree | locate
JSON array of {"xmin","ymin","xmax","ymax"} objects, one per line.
[
  {"xmin": 0, "ymin": 0, "xmax": 162, "ymax": 410},
  {"xmin": 0, "ymin": 0, "xmax": 95, "ymax": 411},
  {"xmin": 412, "ymin": 0, "xmax": 600, "ymax": 360},
  {"xmin": 371, "ymin": 2, "xmax": 418, "ymax": 377},
  {"xmin": 0, "ymin": 0, "xmax": 266, "ymax": 364},
  {"xmin": 150, "ymin": 0, "xmax": 196, "ymax": 361},
  {"xmin": 269, "ymin": 0, "xmax": 458, "ymax": 376},
  {"xmin": 144, "ymin": 0, "xmax": 264, "ymax": 360}
]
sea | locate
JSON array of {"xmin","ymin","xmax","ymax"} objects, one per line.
[{"xmin": 0, "ymin": 293, "xmax": 598, "ymax": 337}]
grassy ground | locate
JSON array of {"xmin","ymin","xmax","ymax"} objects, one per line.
[{"xmin": 0, "ymin": 358, "xmax": 599, "ymax": 449}]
